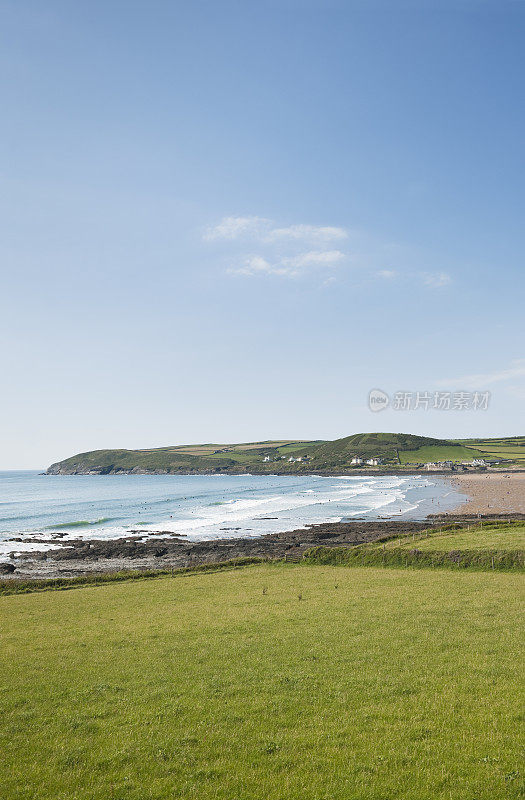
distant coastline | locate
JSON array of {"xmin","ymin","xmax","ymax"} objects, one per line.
[
  {"xmin": 45, "ymin": 431, "xmax": 525, "ymax": 475},
  {"xmin": 44, "ymin": 466, "xmax": 508, "ymax": 478}
]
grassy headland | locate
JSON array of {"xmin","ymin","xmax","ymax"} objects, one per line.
[{"xmin": 46, "ymin": 432, "xmax": 525, "ymax": 474}]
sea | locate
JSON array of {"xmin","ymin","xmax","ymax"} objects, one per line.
[{"xmin": 0, "ymin": 471, "xmax": 466, "ymax": 561}]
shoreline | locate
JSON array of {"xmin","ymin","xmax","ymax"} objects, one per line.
[
  {"xmin": 0, "ymin": 518, "xmax": 461, "ymax": 581},
  {"xmin": 43, "ymin": 467, "xmax": 525, "ymax": 477},
  {"xmin": 2, "ymin": 472, "xmax": 524, "ymax": 580},
  {"xmin": 4, "ymin": 511, "xmax": 525, "ymax": 582},
  {"xmin": 445, "ymin": 472, "xmax": 525, "ymax": 516}
]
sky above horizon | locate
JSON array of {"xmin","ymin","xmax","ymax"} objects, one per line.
[{"xmin": 1, "ymin": 0, "xmax": 524, "ymax": 469}]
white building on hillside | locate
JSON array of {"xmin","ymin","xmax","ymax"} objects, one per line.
[{"xmin": 351, "ymin": 457, "xmax": 363, "ymax": 466}]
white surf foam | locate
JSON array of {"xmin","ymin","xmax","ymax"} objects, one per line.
[{"xmin": 0, "ymin": 474, "xmax": 451, "ymax": 559}]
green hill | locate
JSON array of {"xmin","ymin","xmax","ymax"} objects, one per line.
[
  {"xmin": 46, "ymin": 432, "xmax": 523, "ymax": 475},
  {"xmin": 304, "ymin": 432, "xmax": 451, "ymax": 466},
  {"xmin": 46, "ymin": 440, "xmax": 323, "ymax": 475}
]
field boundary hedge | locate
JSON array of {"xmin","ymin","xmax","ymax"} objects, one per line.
[{"xmin": 303, "ymin": 545, "xmax": 524, "ymax": 572}]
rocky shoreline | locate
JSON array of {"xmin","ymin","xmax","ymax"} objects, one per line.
[{"xmin": 4, "ymin": 513, "xmax": 525, "ymax": 581}]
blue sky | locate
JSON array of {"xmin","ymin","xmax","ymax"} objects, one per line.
[{"xmin": 1, "ymin": 0, "xmax": 524, "ymax": 468}]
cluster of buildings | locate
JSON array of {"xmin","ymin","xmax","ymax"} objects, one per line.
[
  {"xmin": 423, "ymin": 459, "xmax": 489, "ymax": 471},
  {"xmin": 262, "ymin": 454, "xmax": 384, "ymax": 466},
  {"xmin": 262, "ymin": 455, "xmax": 311, "ymax": 463},
  {"xmin": 263, "ymin": 455, "xmax": 383, "ymax": 467},
  {"xmin": 262, "ymin": 453, "xmax": 492, "ymax": 471},
  {"xmin": 350, "ymin": 457, "xmax": 383, "ymax": 466}
]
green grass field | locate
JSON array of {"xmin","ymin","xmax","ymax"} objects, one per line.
[
  {"xmin": 397, "ymin": 444, "xmax": 484, "ymax": 464},
  {"xmin": 455, "ymin": 436, "xmax": 525, "ymax": 464},
  {"xmin": 1, "ymin": 562, "xmax": 523, "ymax": 799},
  {"xmin": 383, "ymin": 523, "xmax": 525, "ymax": 552},
  {"xmin": 305, "ymin": 523, "xmax": 525, "ymax": 572}
]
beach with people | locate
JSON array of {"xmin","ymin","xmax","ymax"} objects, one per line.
[{"xmin": 447, "ymin": 472, "xmax": 525, "ymax": 515}]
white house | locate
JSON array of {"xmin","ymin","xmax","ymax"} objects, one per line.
[
  {"xmin": 263, "ymin": 455, "xmax": 271, "ymax": 462},
  {"xmin": 366, "ymin": 457, "xmax": 382, "ymax": 466},
  {"xmin": 351, "ymin": 457, "xmax": 363, "ymax": 466},
  {"xmin": 425, "ymin": 461, "xmax": 453, "ymax": 471}
]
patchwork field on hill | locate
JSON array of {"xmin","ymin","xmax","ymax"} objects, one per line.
[{"xmin": 455, "ymin": 437, "xmax": 525, "ymax": 464}]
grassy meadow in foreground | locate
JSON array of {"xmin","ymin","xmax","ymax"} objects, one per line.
[
  {"xmin": 1, "ymin": 564, "xmax": 523, "ymax": 800},
  {"xmin": 305, "ymin": 523, "xmax": 525, "ymax": 572},
  {"xmin": 383, "ymin": 523, "xmax": 525, "ymax": 552}
]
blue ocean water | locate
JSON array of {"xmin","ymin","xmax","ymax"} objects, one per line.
[{"xmin": 0, "ymin": 471, "xmax": 465, "ymax": 559}]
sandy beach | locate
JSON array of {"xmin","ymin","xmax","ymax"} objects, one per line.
[{"xmin": 448, "ymin": 472, "xmax": 525, "ymax": 515}]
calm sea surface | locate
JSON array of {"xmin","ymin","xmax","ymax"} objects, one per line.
[{"xmin": 0, "ymin": 471, "xmax": 466, "ymax": 559}]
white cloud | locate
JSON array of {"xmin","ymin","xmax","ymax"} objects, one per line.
[
  {"xmin": 227, "ymin": 255, "xmax": 274, "ymax": 276},
  {"xmin": 228, "ymin": 250, "xmax": 345, "ymax": 278},
  {"xmin": 204, "ymin": 216, "xmax": 347, "ymax": 245},
  {"xmin": 435, "ymin": 359, "xmax": 525, "ymax": 389},
  {"xmin": 206, "ymin": 215, "xmax": 456, "ymax": 287},
  {"xmin": 208, "ymin": 215, "xmax": 349, "ymax": 280},
  {"xmin": 282, "ymin": 250, "xmax": 345, "ymax": 269},
  {"xmin": 267, "ymin": 224, "xmax": 348, "ymax": 243},
  {"xmin": 375, "ymin": 269, "xmax": 452, "ymax": 288},
  {"xmin": 421, "ymin": 271, "xmax": 452, "ymax": 288},
  {"xmin": 377, "ymin": 269, "xmax": 398, "ymax": 279},
  {"xmin": 227, "ymin": 255, "xmax": 295, "ymax": 277},
  {"xmin": 204, "ymin": 216, "xmax": 270, "ymax": 241}
]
